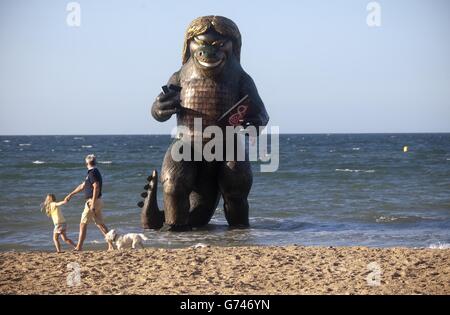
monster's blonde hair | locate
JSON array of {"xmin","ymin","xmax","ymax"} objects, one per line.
[{"xmin": 182, "ymin": 16, "xmax": 242, "ymax": 64}]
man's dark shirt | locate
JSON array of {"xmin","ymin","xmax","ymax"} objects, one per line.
[{"xmin": 84, "ymin": 168, "xmax": 102, "ymax": 199}]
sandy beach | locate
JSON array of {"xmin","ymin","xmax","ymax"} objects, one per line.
[{"xmin": 0, "ymin": 245, "xmax": 448, "ymax": 295}]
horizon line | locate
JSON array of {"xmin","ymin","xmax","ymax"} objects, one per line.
[{"xmin": 1, "ymin": 132, "xmax": 450, "ymax": 136}]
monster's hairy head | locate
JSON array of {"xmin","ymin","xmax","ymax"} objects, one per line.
[{"xmin": 182, "ymin": 16, "xmax": 241, "ymax": 76}]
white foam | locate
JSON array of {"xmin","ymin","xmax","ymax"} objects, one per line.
[
  {"xmin": 99, "ymin": 161, "xmax": 112, "ymax": 164},
  {"xmin": 3, "ymin": 140, "xmax": 10, "ymax": 143},
  {"xmin": 73, "ymin": 137, "xmax": 84, "ymax": 140},
  {"xmin": 19, "ymin": 143, "xmax": 31, "ymax": 146},
  {"xmin": 190, "ymin": 243, "xmax": 209, "ymax": 249},
  {"xmin": 376, "ymin": 216, "xmax": 397, "ymax": 223},
  {"xmin": 352, "ymin": 147, "xmax": 360, "ymax": 151},
  {"xmin": 81, "ymin": 145, "xmax": 93, "ymax": 148},
  {"xmin": 335, "ymin": 168, "xmax": 375, "ymax": 173},
  {"xmin": 429, "ymin": 243, "xmax": 450, "ymax": 249},
  {"xmin": 32, "ymin": 160, "xmax": 45, "ymax": 164}
]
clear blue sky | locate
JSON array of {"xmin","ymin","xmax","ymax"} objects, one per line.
[{"xmin": 0, "ymin": 0, "xmax": 449, "ymax": 135}]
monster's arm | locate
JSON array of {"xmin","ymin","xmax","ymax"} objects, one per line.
[
  {"xmin": 240, "ymin": 72, "xmax": 269, "ymax": 130},
  {"xmin": 151, "ymin": 71, "xmax": 181, "ymax": 122}
]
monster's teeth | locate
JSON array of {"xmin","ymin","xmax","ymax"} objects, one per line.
[{"xmin": 198, "ymin": 60, "xmax": 222, "ymax": 68}]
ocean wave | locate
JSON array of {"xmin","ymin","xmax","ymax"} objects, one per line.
[
  {"xmin": 32, "ymin": 160, "xmax": 45, "ymax": 165},
  {"xmin": 81, "ymin": 145, "xmax": 93, "ymax": 148},
  {"xmin": 375, "ymin": 215, "xmax": 438, "ymax": 224},
  {"xmin": 99, "ymin": 161, "xmax": 112, "ymax": 164},
  {"xmin": 375, "ymin": 216, "xmax": 402, "ymax": 223},
  {"xmin": 335, "ymin": 168, "xmax": 375, "ymax": 173},
  {"xmin": 73, "ymin": 137, "xmax": 84, "ymax": 140},
  {"xmin": 19, "ymin": 143, "xmax": 31, "ymax": 146},
  {"xmin": 3, "ymin": 140, "xmax": 10, "ymax": 143},
  {"xmin": 352, "ymin": 147, "xmax": 360, "ymax": 151},
  {"xmin": 429, "ymin": 242, "xmax": 450, "ymax": 249},
  {"xmin": 190, "ymin": 243, "xmax": 209, "ymax": 249}
]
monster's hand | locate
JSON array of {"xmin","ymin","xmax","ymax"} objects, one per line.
[
  {"xmin": 151, "ymin": 90, "xmax": 181, "ymax": 122},
  {"xmin": 239, "ymin": 116, "xmax": 267, "ymax": 129}
]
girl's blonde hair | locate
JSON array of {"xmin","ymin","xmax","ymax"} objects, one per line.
[{"xmin": 42, "ymin": 194, "xmax": 56, "ymax": 217}]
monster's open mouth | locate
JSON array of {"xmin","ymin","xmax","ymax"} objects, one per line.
[{"xmin": 197, "ymin": 58, "xmax": 223, "ymax": 68}]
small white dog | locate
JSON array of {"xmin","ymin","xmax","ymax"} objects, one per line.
[{"xmin": 105, "ymin": 229, "xmax": 148, "ymax": 250}]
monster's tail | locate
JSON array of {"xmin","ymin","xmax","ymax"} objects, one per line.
[{"xmin": 138, "ymin": 169, "xmax": 165, "ymax": 229}]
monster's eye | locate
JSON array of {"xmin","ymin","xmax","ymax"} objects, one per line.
[
  {"xmin": 193, "ymin": 37, "xmax": 205, "ymax": 45},
  {"xmin": 213, "ymin": 40, "xmax": 225, "ymax": 47}
]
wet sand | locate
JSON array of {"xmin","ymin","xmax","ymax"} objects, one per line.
[{"xmin": 0, "ymin": 246, "xmax": 448, "ymax": 294}]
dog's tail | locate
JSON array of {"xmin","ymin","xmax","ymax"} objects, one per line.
[{"xmin": 138, "ymin": 233, "xmax": 149, "ymax": 241}]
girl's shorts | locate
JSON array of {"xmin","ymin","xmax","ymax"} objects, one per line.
[{"xmin": 54, "ymin": 223, "xmax": 67, "ymax": 234}]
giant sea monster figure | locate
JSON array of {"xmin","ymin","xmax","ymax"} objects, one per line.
[{"xmin": 139, "ymin": 16, "xmax": 269, "ymax": 231}]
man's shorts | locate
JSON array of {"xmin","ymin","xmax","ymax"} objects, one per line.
[
  {"xmin": 80, "ymin": 198, "xmax": 105, "ymax": 225},
  {"xmin": 54, "ymin": 223, "xmax": 67, "ymax": 234}
]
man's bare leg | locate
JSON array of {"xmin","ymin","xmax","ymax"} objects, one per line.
[{"xmin": 75, "ymin": 223, "xmax": 87, "ymax": 251}]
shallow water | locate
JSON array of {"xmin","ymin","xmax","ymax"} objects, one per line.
[{"xmin": 0, "ymin": 134, "xmax": 449, "ymax": 251}]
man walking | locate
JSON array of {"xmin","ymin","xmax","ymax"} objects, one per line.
[{"xmin": 65, "ymin": 154, "xmax": 113, "ymax": 251}]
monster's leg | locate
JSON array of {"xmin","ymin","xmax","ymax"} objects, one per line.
[
  {"xmin": 218, "ymin": 160, "xmax": 253, "ymax": 227},
  {"xmin": 160, "ymin": 142, "xmax": 197, "ymax": 231},
  {"xmin": 188, "ymin": 161, "xmax": 221, "ymax": 227}
]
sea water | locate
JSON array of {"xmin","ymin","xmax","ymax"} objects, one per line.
[{"xmin": 0, "ymin": 134, "xmax": 449, "ymax": 251}]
